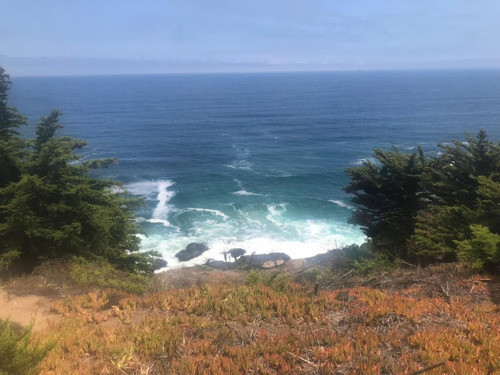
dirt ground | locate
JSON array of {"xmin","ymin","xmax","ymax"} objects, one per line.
[{"xmin": 0, "ymin": 288, "xmax": 63, "ymax": 331}]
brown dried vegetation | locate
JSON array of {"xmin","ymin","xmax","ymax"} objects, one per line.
[{"xmin": 10, "ymin": 264, "xmax": 500, "ymax": 374}]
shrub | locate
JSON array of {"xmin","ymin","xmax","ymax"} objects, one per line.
[
  {"xmin": 70, "ymin": 258, "xmax": 150, "ymax": 294},
  {"xmin": 351, "ymin": 252, "xmax": 395, "ymax": 275},
  {"xmin": 336, "ymin": 243, "xmax": 395, "ymax": 275},
  {"xmin": 0, "ymin": 319, "xmax": 57, "ymax": 375},
  {"xmin": 456, "ymin": 225, "xmax": 500, "ymax": 271}
]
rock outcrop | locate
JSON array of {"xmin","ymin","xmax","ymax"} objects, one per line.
[
  {"xmin": 205, "ymin": 260, "xmax": 237, "ymax": 270},
  {"xmin": 175, "ymin": 243, "xmax": 209, "ymax": 262},
  {"xmin": 228, "ymin": 248, "xmax": 246, "ymax": 260},
  {"xmin": 235, "ymin": 252, "xmax": 291, "ymax": 269},
  {"xmin": 152, "ymin": 258, "xmax": 168, "ymax": 270}
]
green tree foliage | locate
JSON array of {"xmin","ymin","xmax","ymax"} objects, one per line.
[
  {"xmin": 476, "ymin": 174, "xmax": 500, "ymax": 234},
  {"xmin": 409, "ymin": 205, "xmax": 474, "ymax": 262},
  {"xmin": 0, "ymin": 319, "xmax": 56, "ymax": 375},
  {"xmin": 0, "ymin": 67, "xmax": 28, "ymax": 186},
  {"xmin": 344, "ymin": 147, "xmax": 427, "ymax": 258},
  {"xmin": 0, "ymin": 67, "xmax": 159, "ymax": 273},
  {"xmin": 456, "ymin": 225, "xmax": 500, "ymax": 271},
  {"xmin": 345, "ymin": 130, "xmax": 500, "ymax": 270},
  {"xmin": 422, "ymin": 130, "xmax": 500, "ymax": 208},
  {"xmin": 409, "ymin": 131, "xmax": 500, "ymax": 263}
]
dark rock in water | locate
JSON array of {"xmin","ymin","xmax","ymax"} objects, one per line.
[
  {"xmin": 228, "ymin": 248, "xmax": 246, "ymax": 260},
  {"xmin": 175, "ymin": 242, "xmax": 209, "ymax": 262},
  {"xmin": 152, "ymin": 258, "xmax": 168, "ymax": 270},
  {"xmin": 206, "ymin": 260, "xmax": 237, "ymax": 270},
  {"xmin": 235, "ymin": 252, "xmax": 291, "ymax": 269}
]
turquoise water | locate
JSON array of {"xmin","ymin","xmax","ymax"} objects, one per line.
[{"xmin": 10, "ymin": 70, "xmax": 500, "ymax": 266}]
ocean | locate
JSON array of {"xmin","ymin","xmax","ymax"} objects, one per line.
[{"xmin": 9, "ymin": 70, "xmax": 500, "ymax": 267}]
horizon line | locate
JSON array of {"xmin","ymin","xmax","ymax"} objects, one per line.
[{"xmin": 9, "ymin": 66, "xmax": 500, "ymax": 79}]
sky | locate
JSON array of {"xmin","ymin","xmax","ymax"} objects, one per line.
[{"xmin": 2, "ymin": 0, "xmax": 500, "ymax": 76}]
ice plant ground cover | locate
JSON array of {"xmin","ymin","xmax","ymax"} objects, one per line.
[{"xmin": 4, "ymin": 262, "xmax": 497, "ymax": 375}]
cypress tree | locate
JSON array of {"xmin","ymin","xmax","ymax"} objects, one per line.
[
  {"xmin": 0, "ymin": 68, "xmax": 159, "ymax": 273},
  {"xmin": 409, "ymin": 131, "xmax": 500, "ymax": 263},
  {"xmin": 344, "ymin": 146, "xmax": 427, "ymax": 258},
  {"xmin": 0, "ymin": 67, "xmax": 28, "ymax": 186},
  {"xmin": 422, "ymin": 130, "xmax": 499, "ymax": 208}
]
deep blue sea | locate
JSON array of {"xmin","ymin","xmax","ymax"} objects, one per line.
[{"xmin": 9, "ymin": 70, "xmax": 500, "ymax": 267}]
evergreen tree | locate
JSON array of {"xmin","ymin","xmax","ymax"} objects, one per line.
[
  {"xmin": 456, "ymin": 224, "xmax": 500, "ymax": 271},
  {"xmin": 408, "ymin": 205, "xmax": 474, "ymax": 262},
  {"xmin": 408, "ymin": 131, "xmax": 500, "ymax": 263},
  {"xmin": 422, "ymin": 130, "xmax": 500, "ymax": 208},
  {"xmin": 344, "ymin": 147, "xmax": 427, "ymax": 258},
  {"xmin": 476, "ymin": 174, "xmax": 500, "ymax": 234},
  {"xmin": 0, "ymin": 69, "xmax": 159, "ymax": 273},
  {"xmin": 0, "ymin": 67, "xmax": 27, "ymax": 186}
]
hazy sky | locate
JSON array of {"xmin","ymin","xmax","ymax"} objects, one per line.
[{"xmin": 2, "ymin": 0, "xmax": 500, "ymax": 76}]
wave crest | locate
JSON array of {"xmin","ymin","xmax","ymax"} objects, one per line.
[
  {"xmin": 232, "ymin": 190, "xmax": 263, "ymax": 196},
  {"xmin": 328, "ymin": 200, "xmax": 354, "ymax": 210},
  {"xmin": 126, "ymin": 179, "xmax": 176, "ymax": 226},
  {"xmin": 176, "ymin": 208, "xmax": 229, "ymax": 220}
]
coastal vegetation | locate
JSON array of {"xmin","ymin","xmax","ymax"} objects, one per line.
[
  {"xmin": 0, "ymin": 67, "xmax": 159, "ymax": 275},
  {"xmin": 1, "ymin": 262, "xmax": 499, "ymax": 374},
  {"xmin": 0, "ymin": 319, "xmax": 56, "ymax": 375},
  {"xmin": 344, "ymin": 131, "xmax": 500, "ymax": 271}
]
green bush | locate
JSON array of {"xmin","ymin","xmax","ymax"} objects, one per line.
[
  {"xmin": 70, "ymin": 258, "xmax": 150, "ymax": 294},
  {"xmin": 337, "ymin": 243, "xmax": 395, "ymax": 275},
  {"xmin": 0, "ymin": 320, "xmax": 56, "ymax": 375},
  {"xmin": 456, "ymin": 225, "xmax": 500, "ymax": 271},
  {"xmin": 351, "ymin": 252, "xmax": 395, "ymax": 275}
]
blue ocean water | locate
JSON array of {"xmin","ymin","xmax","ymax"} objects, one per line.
[{"xmin": 9, "ymin": 70, "xmax": 500, "ymax": 267}]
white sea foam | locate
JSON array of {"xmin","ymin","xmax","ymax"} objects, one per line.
[
  {"xmin": 227, "ymin": 145, "xmax": 253, "ymax": 171},
  {"xmin": 237, "ymin": 209, "xmax": 265, "ymax": 228},
  {"xmin": 137, "ymin": 194, "xmax": 364, "ymax": 269},
  {"xmin": 148, "ymin": 218, "xmax": 172, "ymax": 227},
  {"xmin": 126, "ymin": 180, "xmax": 176, "ymax": 227},
  {"xmin": 126, "ymin": 180, "xmax": 174, "ymax": 197},
  {"xmin": 232, "ymin": 190, "xmax": 263, "ymax": 196},
  {"xmin": 152, "ymin": 181, "xmax": 176, "ymax": 220},
  {"xmin": 139, "ymin": 217, "xmax": 365, "ymax": 270},
  {"xmin": 234, "ymin": 178, "xmax": 244, "ymax": 188},
  {"xmin": 266, "ymin": 204, "xmax": 287, "ymax": 229},
  {"xmin": 226, "ymin": 160, "xmax": 253, "ymax": 171},
  {"xmin": 177, "ymin": 208, "xmax": 229, "ymax": 220},
  {"xmin": 328, "ymin": 200, "xmax": 355, "ymax": 210}
]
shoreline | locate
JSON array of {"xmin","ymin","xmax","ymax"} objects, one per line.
[
  {"xmin": 155, "ymin": 249, "xmax": 338, "ymax": 276},
  {"xmin": 154, "ymin": 245, "xmax": 341, "ymax": 271}
]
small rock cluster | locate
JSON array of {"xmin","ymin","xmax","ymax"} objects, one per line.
[{"xmin": 174, "ymin": 242, "xmax": 291, "ymax": 269}]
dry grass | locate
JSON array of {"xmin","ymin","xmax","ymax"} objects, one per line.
[{"xmin": 13, "ymin": 263, "xmax": 495, "ymax": 374}]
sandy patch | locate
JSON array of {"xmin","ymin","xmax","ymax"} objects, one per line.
[{"xmin": 0, "ymin": 288, "xmax": 63, "ymax": 331}]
